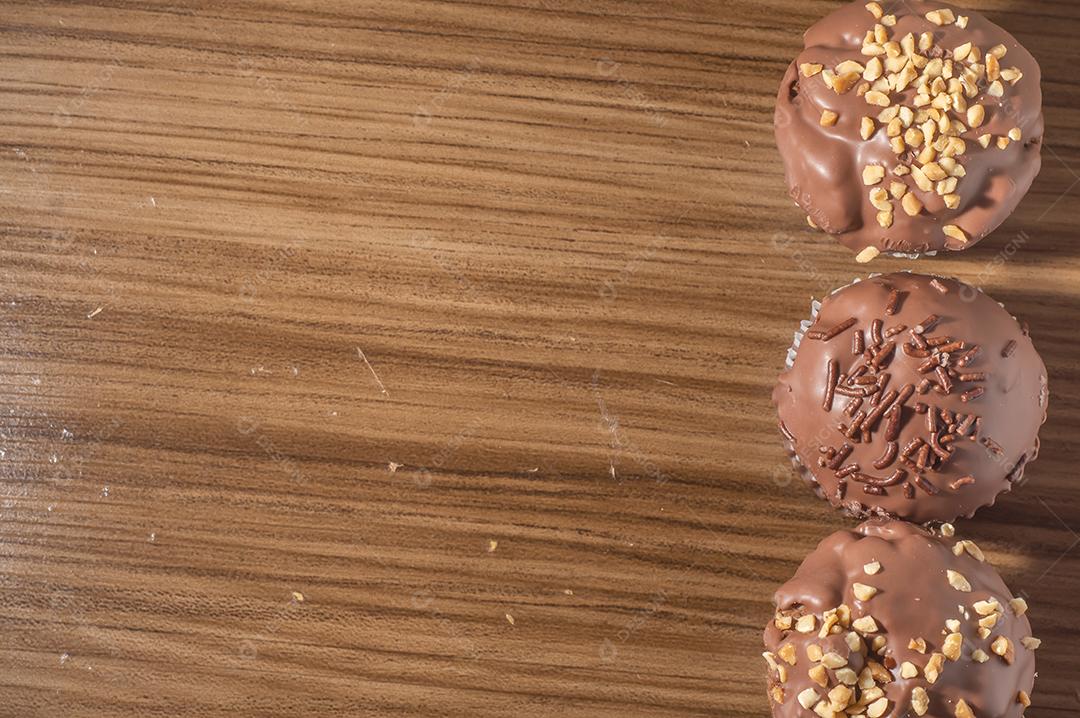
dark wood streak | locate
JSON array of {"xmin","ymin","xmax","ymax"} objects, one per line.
[{"xmin": 1, "ymin": 0, "xmax": 1079, "ymax": 715}]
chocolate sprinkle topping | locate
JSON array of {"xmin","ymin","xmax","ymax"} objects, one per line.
[
  {"xmin": 775, "ymin": 273, "xmax": 1048, "ymax": 523},
  {"xmin": 885, "ymin": 289, "xmax": 903, "ymax": 316}
]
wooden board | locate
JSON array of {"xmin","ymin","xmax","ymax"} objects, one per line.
[{"xmin": 1, "ymin": 1, "xmax": 1078, "ymax": 715}]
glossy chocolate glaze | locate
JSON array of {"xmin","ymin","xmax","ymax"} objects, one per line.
[
  {"xmin": 775, "ymin": 1, "xmax": 1043, "ymax": 257},
  {"xmin": 773, "ymin": 273, "xmax": 1047, "ymax": 524},
  {"xmin": 763, "ymin": 520, "xmax": 1037, "ymax": 718}
]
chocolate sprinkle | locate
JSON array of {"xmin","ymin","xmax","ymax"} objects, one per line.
[
  {"xmin": 836, "ymin": 464, "xmax": 861, "ymax": 479},
  {"xmin": 914, "ymin": 314, "xmax": 940, "ymax": 334},
  {"xmin": 872, "ymin": 441, "xmax": 899, "ymax": 470},
  {"xmin": 823, "ymin": 317, "xmax": 857, "ymax": 340},
  {"xmin": 884, "ymin": 406, "xmax": 902, "ymax": 442},
  {"xmin": 884, "ymin": 289, "xmax": 903, "ymax": 316},
  {"xmin": 913, "ymin": 475, "xmax": 940, "ymax": 496},
  {"xmin": 961, "ymin": 387, "xmax": 986, "ymax": 403},
  {"xmin": 823, "ymin": 359, "xmax": 839, "ymax": 411},
  {"xmin": 870, "ymin": 319, "xmax": 884, "ymax": 347}
]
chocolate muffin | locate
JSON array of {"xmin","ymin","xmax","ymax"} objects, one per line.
[
  {"xmin": 775, "ymin": 1, "xmax": 1043, "ymax": 260},
  {"xmin": 763, "ymin": 520, "xmax": 1039, "ymax": 718},
  {"xmin": 774, "ymin": 272, "xmax": 1047, "ymax": 524}
]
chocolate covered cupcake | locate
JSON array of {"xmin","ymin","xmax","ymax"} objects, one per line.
[
  {"xmin": 775, "ymin": 1, "xmax": 1043, "ymax": 261},
  {"xmin": 774, "ymin": 272, "xmax": 1047, "ymax": 524},
  {"xmin": 763, "ymin": 520, "xmax": 1039, "ymax": 718}
]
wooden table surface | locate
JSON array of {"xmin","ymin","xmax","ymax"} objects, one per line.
[{"xmin": 2, "ymin": 1, "xmax": 1079, "ymax": 715}]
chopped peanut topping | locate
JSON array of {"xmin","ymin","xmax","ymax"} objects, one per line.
[
  {"xmin": 911, "ymin": 687, "xmax": 930, "ymax": 716},
  {"xmin": 943, "ymin": 632, "xmax": 963, "ymax": 661},
  {"xmin": 924, "ymin": 653, "xmax": 945, "ymax": 684},
  {"xmin": 955, "ymin": 699, "xmax": 975, "ymax": 718},
  {"xmin": 820, "ymin": 110, "xmax": 839, "ymax": 127},
  {"xmin": 953, "ymin": 540, "xmax": 985, "ymax": 561},
  {"xmin": 898, "ymin": 193, "xmax": 924, "ymax": 218},
  {"xmin": 829, "ymin": 684, "xmax": 853, "ymax": 712},
  {"xmin": 966, "ymin": 104, "xmax": 985, "ymax": 128},
  {"xmin": 943, "ymin": 225, "xmax": 969, "ymax": 243},
  {"xmin": 778, "ymin": 643, "xmax": 797, "ymax": 665},
  {"xmin": 867, "ymin": 697, "xmax": 889, "ymax": 718},
  {"xmin": 836, "ymin": 667, "xmax": 858, "ymax": 685},
  {"xmin": 863, "ymin": 165, "xmax": 886, "ymax": 185},
  {"xmin": 864, "ymin": 90, "xmax": 891, "ymax": 107},
  {"xmin": 852, "ymin": 615, "xmax": 879, "ymax": 633},
  {"xmin": 853, "ymin": 583, "xmax": 879, "ymax": 601},
  {"xmin": 991, "ymin": 636, "xmax": 1015, "ymax": 664},
  {"xmin": 869, "ymin": 188, "xmax": 891, "ymax": 211},
  {"xmin": 856, "ymin": 246, "xmax": 880, "ymax": 263},
  {"xmin": 925, "ymin": 9, "xmax": 956, "ymax": 26},
  {"xmin": 821, "ymin": 652, "xmax": 847, "ymax": 669},
  {"xmin": 946, "ymin": 570, "xmax": 972, "ymax": 592},
  {"xmin": 1002, "ymin": 67, "xmax": 1023, "ymax": 83}
]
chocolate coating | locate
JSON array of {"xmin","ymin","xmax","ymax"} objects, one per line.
[
  {"xmin": 774, "ymin": 272, "xmax": 1047, "ymax": 524},
  {"xmin": 763, "ymin": 520, "xmax": 1037, "ymax": 718},
  {"xmin": 775, "ymin": 0, "xmax": 1043, "ymax": 257}
]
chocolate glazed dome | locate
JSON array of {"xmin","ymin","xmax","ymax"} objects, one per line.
[
  {"xmin": 763, "ymin": 520, "xmax": 1039, "ymax": 718},
  {"xmin": 773, "ymin": 272, "xmax": 1048, "ymax": 524},
  {"xmin": 775, "ymin": 0, "xmax": 1043, "ymax": 260}
]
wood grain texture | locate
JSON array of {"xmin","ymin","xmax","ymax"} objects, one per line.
[{"xmin": 1, "ymin": 0, "xmax": 1079, "ymax": 715}]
